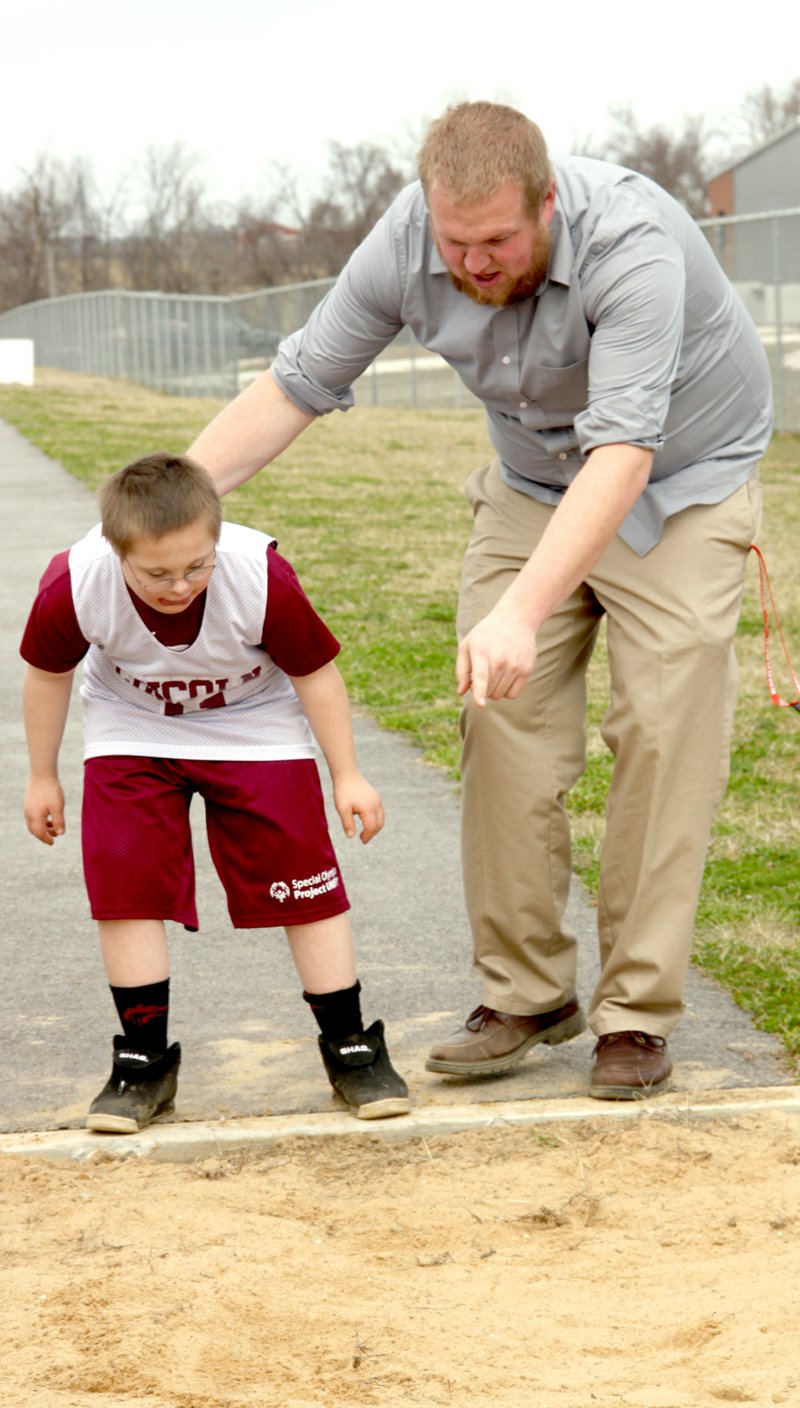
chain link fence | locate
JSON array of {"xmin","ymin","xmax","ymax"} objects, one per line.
[
  {"xmin": 1, "ymin": 209, "xmax": 798, "ymax": 427},
  {"xmin": 697, "ymin": 207, "xmax": 800, "ymax": 434},
  {"xmin": 0, "ymin": 279, "xmax": 478, "ymax": 410}
]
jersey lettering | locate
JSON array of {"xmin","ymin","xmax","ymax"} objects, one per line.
[{"xmin": 109, "ymin": 666, "xmax": 263, "ymax": 712}]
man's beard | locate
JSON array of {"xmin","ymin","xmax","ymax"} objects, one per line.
[{"xmin": 448, "ymin": 227, "xmax": 552, "ymax": 307}]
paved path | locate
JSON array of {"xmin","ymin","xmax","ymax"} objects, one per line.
[{"xmin": 0, "ymin": 418, "xmax": 793, "ymax": 1137}]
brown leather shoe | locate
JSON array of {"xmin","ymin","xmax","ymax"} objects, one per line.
[
  {"xmin": 425, "ymin": 1000, "xmax": 586, "ymax": 1076},
  {"xmin": 589, "ymin": 1031, "xmax": 672, "ymax": 1100}
]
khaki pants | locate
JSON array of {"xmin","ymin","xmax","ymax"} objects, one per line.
[{"xmin": 458, "ymin": 459, "xmax": 762, "ymax": 1036}]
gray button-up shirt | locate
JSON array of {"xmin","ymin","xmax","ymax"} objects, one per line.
[{"xmin": 272, "ymin": 157, "xmax": 773, "ymax": 555}]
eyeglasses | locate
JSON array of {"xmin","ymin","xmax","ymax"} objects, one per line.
[{"xmin": 124, "ymin": 557, "xmax": 216, "ymax": 592}]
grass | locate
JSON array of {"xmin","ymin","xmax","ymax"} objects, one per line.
[{"xmin": 2, "ymin": 369, "xmax": 798, "ymax": 1070}]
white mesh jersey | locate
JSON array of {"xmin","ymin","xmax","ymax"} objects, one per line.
[{"xmin": 69, "ymin": 521, "xmax": 316, "ymax": 761}]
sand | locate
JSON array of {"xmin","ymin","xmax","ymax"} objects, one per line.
[{"xmin": 1, "ymin": 1110, "xmax": 799, "ymax": 1408}]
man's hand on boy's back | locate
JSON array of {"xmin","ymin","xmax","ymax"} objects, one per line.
[
  {"xmin": 24, "ymin": 775, "xmax": 66, "ymax": 845},
  {"xmin": 333, "ymin": 772, "xmax": 385, "ymax": 845}
]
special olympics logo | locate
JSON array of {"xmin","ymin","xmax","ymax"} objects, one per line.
[{"xmin": 270, "ymin": 881, "xmax": 291, "ymax": 904}]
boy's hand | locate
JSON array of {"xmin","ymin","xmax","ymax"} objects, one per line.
[
  {"xmin": 333, "ymin": 772, "xmax": 384, "ymax": 844},
  {"xmin": 24, "ymin": 776, "xmax": 66, "ymax": 845}
]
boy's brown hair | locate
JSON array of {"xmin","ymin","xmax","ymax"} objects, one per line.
[
  {"xmin": 99, "ymin": 452, "xmax": 222, "ymax": 554},
  {"xmin": 417, "ymin": 101, "xmax": 553, "ymax": 216}
]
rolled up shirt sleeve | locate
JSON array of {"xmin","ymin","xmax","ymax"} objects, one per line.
[
  {"xmin": 575, "ymin": 219, "xmax": 686, "ymax": 456},
  {"xmin": 271, "ymin": 200, "xmax": 408, "ymax": 416}
]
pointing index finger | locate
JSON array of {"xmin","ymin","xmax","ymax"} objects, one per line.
[{"xmin": 470, "ymin": 656, "xmax": 489, "ymax": 708}]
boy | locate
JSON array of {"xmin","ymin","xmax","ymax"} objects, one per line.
[{"xmin": 20, "ymin": 452, "xmax": 410, "ymax": 1131}]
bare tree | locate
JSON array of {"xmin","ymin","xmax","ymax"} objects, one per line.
[
  {"xmin": 297, "ymin": 139, "xmax": 412, "ymax": 277},
  {"xmin": 587, "ymin": 105, "xmax": 711, "ymax": 217},
  {"xmin": 120, "ymin": 141, "xmax": 209, "ymax": 292},
  {"xmin": 233, "ymin": 163, "xmax": 306, "ymax": 288},
  {"xmin": 229, "ymin": 139, "xmax": 413, "ymax": 286},
  {"xmin": 0, "ymin": 152, "xmax": 100, "ymax": 310},
  {"xmin": 740, "ymin": 77, "xmax": 800, "ymax": 145},
  {"xmin": 63, "ymin": 157, "xmax": 126, "ymax": 292}
]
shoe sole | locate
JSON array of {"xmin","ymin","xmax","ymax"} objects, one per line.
[
  {"xmin": 333, "ymin": 1094, "xmax": 412, "ymax": 1120},
  {"xmin": 86, "ymin": 1102, "xmax": 175, "ymax": 1134},
  {"xmin": 588, "ymin": 1075, "xmax": 672, "ymax": 1101},
  {"xmin": 425, "ymin": 1008, "xmax": 587, "ymax": 1077}
]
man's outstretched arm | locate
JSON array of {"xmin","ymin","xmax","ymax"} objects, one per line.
[{"xmin": 187, "ymin": 370, "xmax": 314, "ymax": 495}]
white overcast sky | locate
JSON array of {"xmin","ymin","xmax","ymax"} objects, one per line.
[{"xmin": 2, "ymin": 0, "xmax": 798, "ymax": 207}]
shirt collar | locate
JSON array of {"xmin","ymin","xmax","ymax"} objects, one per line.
[
  {"xmin": 428, "ymin": 234, "xmax": 448, "ymax": 274},
  {"xmin": 546, "ymin": 197, "xmax": 574, "ymax": 288}
]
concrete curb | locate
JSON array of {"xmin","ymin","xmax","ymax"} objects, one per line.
[{"xmin": 2, "ymin": 1084, "xmax": 799, "ymax": 1165}]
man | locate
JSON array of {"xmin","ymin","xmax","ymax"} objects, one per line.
[{"xmin": 188, "ymin": 102, "xmax": 772, "ymax": 1099}]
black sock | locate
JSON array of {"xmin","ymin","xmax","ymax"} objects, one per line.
[
  {"xmin": 303, "ymin": 980, "xmax": 363, "ymax": 1041},
  {"xmin": 110, "ymin": 979, "xmax": 170, "ymax": 1054}
]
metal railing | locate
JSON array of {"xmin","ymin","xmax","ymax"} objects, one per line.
[{"xmin": 1, "ymin": 208, "xmax": 798, "ymax": 427}]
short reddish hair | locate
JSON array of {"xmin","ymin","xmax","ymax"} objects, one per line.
[{"xmin": 418, "ymin": 101, "xmax": 553, "ymax": 215}]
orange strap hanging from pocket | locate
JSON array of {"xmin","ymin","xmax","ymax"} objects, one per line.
[{"xmin": 749, "ymin": 544, "xmax": 800, "ymax": 714}]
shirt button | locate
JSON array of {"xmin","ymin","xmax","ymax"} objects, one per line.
[
  {"xmin": 558, "ymin": 452, "xmax": 568, "ymax": 461},
  {"xmin": 501, "ymin": 355, "xmax": 511, "ymax": 365},
  {"xmin": 519, "ymin": 400, "xmax": 527, "ymax": 409}
]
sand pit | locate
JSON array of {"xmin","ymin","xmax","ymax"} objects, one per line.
[{"xmin": 1, "ymin": 1108, "xmax": 799, "ymax": 1407}]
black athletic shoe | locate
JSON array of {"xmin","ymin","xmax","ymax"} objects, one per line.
[
  {"xmin": 318, "ymin": 1019, "xmax": 411, "ymax": 1120},
  {"xmin": 86, "ymin": 1037, "xmax": 181, "ymax": 1134}
]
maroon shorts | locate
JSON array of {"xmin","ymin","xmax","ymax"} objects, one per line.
[{"xmin": 81, "ymin": 756, "xmax": 350, "ymax": 929}]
